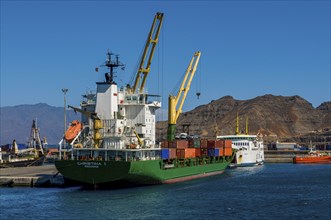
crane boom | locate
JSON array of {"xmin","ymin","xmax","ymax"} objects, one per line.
[
  {"xmin": 131, "ymin": 12, "xmax": 164, "ymax": 94},
  {"xmin": 167, "ymin": 51, "xmax": 201, "ymax": 141}
]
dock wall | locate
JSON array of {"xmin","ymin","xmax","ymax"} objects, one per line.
[
  {"xmin": 264, "ymin": 150, "xmax": 331, "ymax": 163},
  {"xmin": 0, "ymin": 165, "xmax": 65, "ymax": 187}
]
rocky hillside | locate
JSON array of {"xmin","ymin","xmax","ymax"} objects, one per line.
[
  {"xmin": 156, "ymin": 94, "xmax": 331, "ymax": 140},
  {"xmin": 0, "ymin": 103, "xmax": 79, "ymax": 145},
  {"xmin": 1, "ymin": 95, "xmax": 329, "ymax": 145}
]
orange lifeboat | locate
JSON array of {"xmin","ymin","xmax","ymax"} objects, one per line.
[{"xmin": 65, "ymin": 120, "xmax": 82, "ymax": 142}]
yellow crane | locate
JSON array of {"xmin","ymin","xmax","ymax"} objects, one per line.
[
  {"xmin": 130, "ymin": 12, "xmax": 164, "ymax": 94},
  {"xmin": 167, "ymin": 51, "xmax": 201, "ymax": 141}
]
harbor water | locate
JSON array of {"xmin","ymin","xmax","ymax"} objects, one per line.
[{"xmin": 1, "ymin": 164, "xmax": 330, "ymax": 219}]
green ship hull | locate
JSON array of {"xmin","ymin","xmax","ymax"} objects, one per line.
[{"xmin": 55, "ymin": 156, "xmax": 233, "ymax": 186}]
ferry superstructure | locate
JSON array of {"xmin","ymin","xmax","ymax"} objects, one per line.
[{"xmin": 217, "ymin": 134, "xmax": 264, "ymax": 166}]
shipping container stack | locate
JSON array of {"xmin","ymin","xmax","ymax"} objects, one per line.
[
  {"xmin": 160, "ymin": 139, "xmax": 233, "ymax": 167},
  {"xmin": 205, "ymin": 139, "xmax": 233, "ymax": 157}
]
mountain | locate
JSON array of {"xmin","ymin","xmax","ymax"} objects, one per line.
[
  {"xmin": 156, "ymin": 94, "xmax": 331, "ymax": 140},
  {"xmin": 1, "ymin": 95, "xmax": 330, "ymax": 145},
  {"xmin": 0, "ymin": 103, "xmax": 79, "ymax": 145}
]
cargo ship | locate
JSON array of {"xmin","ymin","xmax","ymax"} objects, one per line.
[{"xmin": 55, "ymin": 12, "xmax": 234, "ymax": 187}]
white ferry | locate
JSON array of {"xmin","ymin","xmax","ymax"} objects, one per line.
[
  {"xmin": 217, "ymin": 134, "xmax": 264, "ymax": 167},
  {"xmin": 216, "ymin": 115, "xmax": 264, "ymax": 167}
]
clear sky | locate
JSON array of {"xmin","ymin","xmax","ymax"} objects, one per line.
[{"xmin": 1, "ymin": 1, "xmax": 330, "ymax": 117}]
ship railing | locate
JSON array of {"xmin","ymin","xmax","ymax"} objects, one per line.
[
  {"xmin": 73, "ymin": 130, "xmax": 82, "ymax": 145},
  {"xmin": 69, "ymin": 130, "xmax": 82, "ymax": 158},
  {"xmin": 58, "ymin": 138, "xmax": 73, "ymax": 160},
  {"xmin": 69, "ymin": 148, "xmax": 161, "ymax": 162}
]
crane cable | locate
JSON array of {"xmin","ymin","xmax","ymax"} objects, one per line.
[
  {"xmin": 196, "ymin": 57, "xmax": 202, "ymax": 99},
  {"xmin": 129, "ymin": 41, "xmax": 146, "ymax": 87}
]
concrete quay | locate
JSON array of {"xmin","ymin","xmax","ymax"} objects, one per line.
[
  {"xmin": 263, "ymin": 150, "xmax": 331, "ymax": 163},
  {"xmin": 264, "ymin": 150, "xmax": 297, "ymax": 163},
  {"xmin": 0, "ymin": 164, "xmax": 65, "ymax": 187}
]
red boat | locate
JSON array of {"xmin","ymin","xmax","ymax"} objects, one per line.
[
  {"xmin": 293, "ymin": 150, "xmax": 331, "ymax": 164},
  {"xmin": 65, "ymin": 120, "xmax": 82, "ymax": 143}
]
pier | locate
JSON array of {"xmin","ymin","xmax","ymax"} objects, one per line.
[
  {"xmin": 264, "ymin": 150, "xmax": 296, "ymax": 163},
  {"xmin": 264, "ymin": 150, "xmax": 331, "ymax": 163},
  {"xmin": 0, "ymin": 164, "xmax": 65, "ymax": 187}
]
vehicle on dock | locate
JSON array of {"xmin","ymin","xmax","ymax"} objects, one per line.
[
  {"xmin": 0, "ymin": 120, "xmax": 45, "ymax": 168},
  {"xmin": 55, "ymin": 12, "xmax": 235, "ymax": 187}
]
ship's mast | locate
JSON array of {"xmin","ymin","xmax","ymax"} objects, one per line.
[
  {"xmin": 235, "ymin": 112, "xmax": 239, "ymax": 135},
  {"xmin": 100, "ymin": 51, "xmax": 125, "ymax": 84}
]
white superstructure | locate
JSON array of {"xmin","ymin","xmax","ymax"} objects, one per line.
[
  {"xmin": 78, "ymin": 73, "xmax": 161, "ymax": 150},
  {"xmin": 58, "ymin": 50, "xmax": 162, "ymax": 162},
  {"xmin": 217, "ymin": 134, "xmax": 264, "ymax": 166}
]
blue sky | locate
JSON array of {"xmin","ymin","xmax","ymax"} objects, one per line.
[{"xmin": 1, "ymin": 1, "xmax": 330, "ymax": 117}]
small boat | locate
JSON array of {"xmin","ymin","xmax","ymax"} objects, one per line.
[
  {"xmin": 64, "ymin": 120, "xmax": 82, "ymax": 143},
  {"xmin": 293, "ymin": 149, "xmax": 331, "ymax": 164}
]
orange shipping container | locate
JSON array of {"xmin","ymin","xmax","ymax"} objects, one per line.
[
  {"xmin": 176, "ymin": 148, "xmax": 196, "ymax": 158},
  {"xmin": 224, "ymin": 147, "xmax": 233, "ymax": 156},
  {"xmin": 173, "ymin": 140, "xmax": 189, "ymax": 149},
  {"xmin": 219, "ymin": 147, "xmax": 224, "ymax": 156},
  {"xmin": 224, "ymin": 140, "xmax": 232, "ymax": 148},
  {"xmin": 195, "ymin": 148, "xmax": 201, "ymax": 157},
  {"xmin": 169, "ymin": 148, "xmax": 177, "ymax": 158},
  {"xmin": 207, "ymin": 140, "xmax": 223, "ymax": 148},
  {"xmin": 215, "ymin": 140, "xmax": 223, "ymax": 148}
]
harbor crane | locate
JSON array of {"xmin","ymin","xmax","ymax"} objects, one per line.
[
  {"xmin": 167, "ymin": 51, "xmax": 201, "ymax": 141},
  {"xmin": 130, "ymin": 12, "xmax": 164, "ymax": 94}
]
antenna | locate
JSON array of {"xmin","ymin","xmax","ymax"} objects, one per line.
[{"xmin": 97, "ymin": 50, "xmax": 125, "ymax": 84}]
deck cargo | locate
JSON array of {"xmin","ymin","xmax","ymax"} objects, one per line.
[
  {"xmin": 176, "ymin": 148, "xmax": 196, "ymax": 158},
  {"xmin": 171, "ymin": 140, "xmax": 189, "ymax": 149},
  {"xmin": 161, "ymin": 141, "xmax": 169, "ymax": 148},
  {"xmin": 169, "ymin": 148, "xmax": 177, "ymax": 159},
  {"xmin": 161, "ymin": 149, "xmax": 170, "ymax": 159},
  {"xmin": 188, "ymin": 139, "xmax": 200, "ymax": 148},
  {"xmin": 207, "ymin": 140, "xmax": 223, "ymax": 148},
  {"xmin": 200, "ymin": 139, "xmax": 208, "ymax": 148},
  {"xmin": 224, "ymin": 147, "xmax": 233, "ymax": 156}
]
